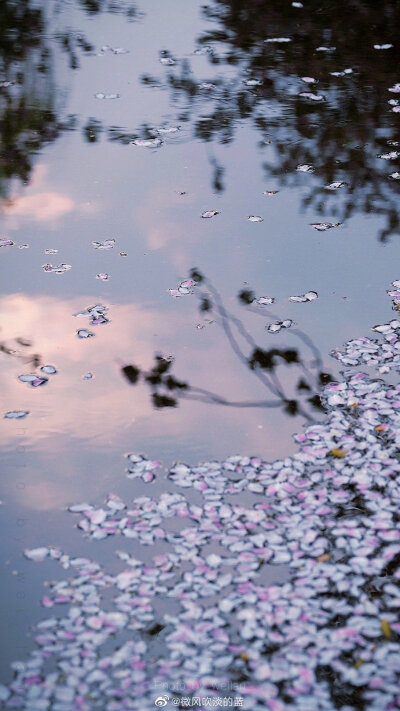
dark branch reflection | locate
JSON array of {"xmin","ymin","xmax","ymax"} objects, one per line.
[{"xmin": 122, "ymin": 269, "xmax": 334, "ymax": 422}]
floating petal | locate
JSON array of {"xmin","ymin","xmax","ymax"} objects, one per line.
[
  {"xmin": 201, "ymin": 210, "xmax": 219, "ymax": 218},
  {"xmin": 4, "ymin": 410, "xmax": 29, "ymax": 419}
]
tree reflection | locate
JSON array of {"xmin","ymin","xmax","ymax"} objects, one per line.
[
  {"xmin": 122, "ymin": 269, "xmax": 334, "ymax": 422},
  {"xmin": 140, "ymin": 0, "xmax": 400, "ymax": 241},
  {"xmin": 0, "ymin": 0, "xmax": 140, "ymax": 199}
]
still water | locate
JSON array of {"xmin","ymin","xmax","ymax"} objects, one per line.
[{"xmin": 0, "ymin": 0, "xmax": 399, "ymax": 700}]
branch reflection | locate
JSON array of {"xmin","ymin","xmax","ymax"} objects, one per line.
[{"xmin": 122, "ymin": 268, "xmax": 334, "ymax": 422}]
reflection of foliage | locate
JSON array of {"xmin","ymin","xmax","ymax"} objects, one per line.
[
  {"xmin": 139, "ymin": 0, "xmax": 400, "ymax": 241},
  {"xmin": 0, "ymin": 0, "xmax": 141, "ymax": 199},
  {"xmin": 0, "ymin": 1, "xmax": 74, "ymax": 198},
  {"xmin": 0, "ymin": 335, "xmax": 41, "ymax": 368},
  {"xmin": 78, "ymin": 0, "xmax": 141, "ymax": 21},
  {"xmin": 122, "ymin": 269, "xmax": 334, "ymax": 422}
]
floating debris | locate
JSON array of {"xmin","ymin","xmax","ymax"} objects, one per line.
[
  {"xmin": 292, "ymin": 1, "xmax": 303, "ymax": 6},
  {"xmin": 131, "ymin": 137, "xmax": 163, "ymax": 148},
  {"xmin": 44, "ymin": 248, "xmax": 58, "ymax": 255},
  {"xmin": 119, "ymin": 251, "xmax": 128, "ymax": 256},
  {"xmin": 168, "ymin": 279, "xmax": 196, "ymax": 298},
  {"xmin": 0, "ymin": 238, "xmax": 14, "ymax": 247},
  {"xmin": 18, "ymin": 374, "xmax": 48, "ymax": 387},
  {"xmin": 389, "ymin": 83, "xmax": 400, "ymax": 93},
  {"xmin": 82, "ymin": 372, "xmax": 94, "ymax": 380},
  {"xmin": 193, "ymin": 46, "xmax": 214, "ymax": 55},
  {"xmin": 76, "ymin": 329, "xmax": 95, "ymax": 339},
  {"xmin": 24, "ymin": 548, "xmax": 49, "ymax": 562},
  {"xmin": 289, "ymin": 291, "xmax": 318, "ymax": 302},
  {"xmin": 374, "ymin": 44, "xmax": 393, "ymax": 49},
  {"xmin": 301, "ymin": 76, "xmax": 317, "ymax": 83},
  {"xmin": 94, "ymin": 92, "xmax": 120, "ymax": 99},
  {"xmin": 74, "ymin": 304, "xmax": 109, "ymax": 325},
  {"xmin": 264, "ymin": 37, "xmax": 292, "ymax": 43},
  {"xmin": 390, "ymin": 172, "xmax": 400, "ymax": 180},
  {"xmin": 42, "ymin": 263, "xmax": 71, "ymax": 274},
  {"xmin": 18, "ymin": 244, "xmax": 29, "ymax": 249},
  {"xmin": 263, "ymin": 190, "xmax": 279, "ymax": 195},
  {"xmin": 316, "ymin": 45, "xmax": 336, "ymax": 52},
  {"xmin": 248, "ymin": 215, "xmax": 263, "ymax": 222},
  {"xmin": 299, "ymin": 92, "xmax": 324, "ymax": 101},
  {"xmin": 159, "ymin": 57, "xmax": 175, "ymax": 65},
  {"xmin": 201, "ymin": 210, "xmax": 219, "ymax": 218},
  {"xmin": 297, "ymin": 164, "xmax": 314, "ymax": 172},
  {"xmin": 310, "ymin": 222, "xmax": 341, "ymax": 231},
  {"xmin": 99, "ymin": 45, "xmax": 129, "ymax": 55},
  {"xmin": 266, "ymin": 319, "xmax": 293, "ymax": 333},
  {"xmin": 125, "ymin": 453, "xmax": 161, "ymax": 482},
  {"xmin": 40, "ymin": 365, "xmax": 57, "ymax": 375},
  {"xmin": 378, "ymin": 151, "xmax": 399, "ymax": 160},
  {"xmin": 92, "ymin": 239, "xmax": 115, "ymax": 250},
  {"xmin": 325, "ymin": 181, "xmax": 347, "ymax": 190},
  {"xmin": 244, "ymin": 78, "xmax": 262, "ymax": 86},
  {"xmin": 196, "ymin": 318, "xmax": 214, "ymax": 329},
  {"xmin": 256, "ymin": 296, "xmax": 275, "ymax": 305},
  {"xmin": 96, "ymin": 273, "xmax": 110, "ymax": 281},
  {"xmin": 4, "ymin": 410, "xmax": 29, "ymax": 419},
  {"xmin": 156, "ymin": 125, "xmax": 180, "ymax": 134},
  {"xmin": 330, "ymin": 68, "xmax": 353, "ymax": 77}
]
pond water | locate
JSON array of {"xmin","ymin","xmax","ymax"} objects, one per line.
[{"xmin": 0, "ymin": 0, "xmax": 399, "ymax": 706}]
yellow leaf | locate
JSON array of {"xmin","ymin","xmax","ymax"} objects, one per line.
[
  {"xmin": 350, "ymin": 403, "xmax": 358, "ymax": 409},
  {"xmin": 240, "ymin": 653, "xmax": 249, "ymax": 662},
  {"xmin": 354, "ymin": 659, "xmax": 365, "ymax": 669},
  {"xmin": 330, "ymin": 448, "xmax": 349, "ymax": 458},
  {"xmin": 381, "ymin": 619, "xmax": 391, "ymax": 639}
]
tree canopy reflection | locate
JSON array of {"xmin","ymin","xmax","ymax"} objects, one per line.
[
  {"xmin": 140, "ymin": 0, "xmax": 400, "ymax": 241},
  {"xmin": 0, "ymin": 0, "xmax": 140, "ymax": 199}
]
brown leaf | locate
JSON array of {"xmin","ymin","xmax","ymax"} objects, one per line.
[{"xmin": 317, "ymin": 554, "xmax": 330, "ymax": 562}]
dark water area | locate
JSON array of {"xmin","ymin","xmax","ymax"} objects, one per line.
[{"xmin": 0, "ymin": 0, "xmax": 399, "ymax": 698}]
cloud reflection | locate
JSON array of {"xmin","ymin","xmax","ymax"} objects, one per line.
[
  {"xmin": 0, "ymin": 164, "xmax": 100, "ymax": 226},
  {"xmin": 0, "ymin": 291, "xmax": 301, "ymax": 498}
]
